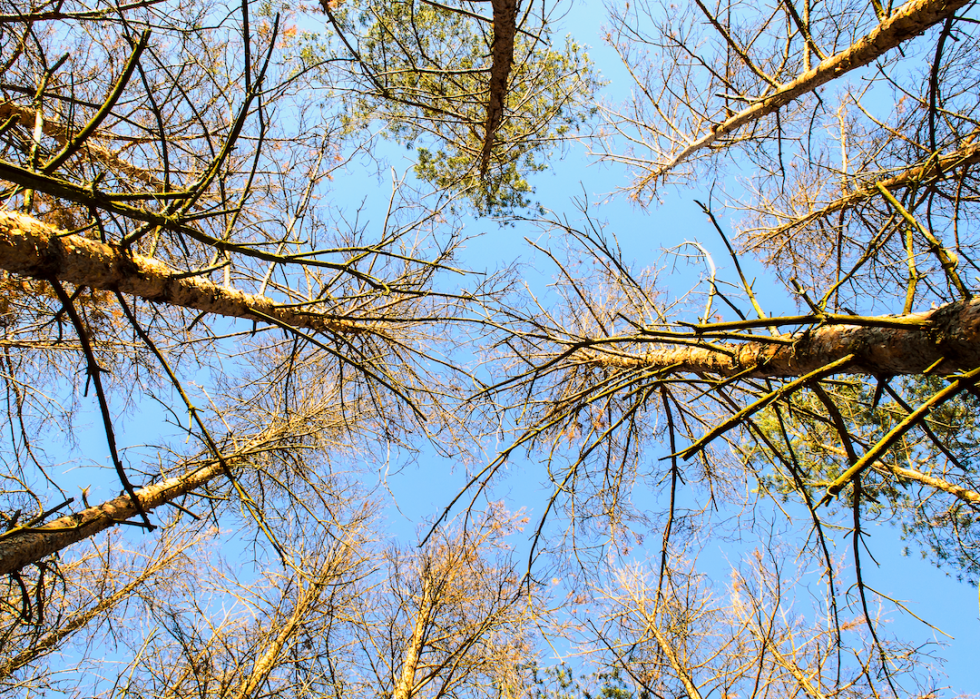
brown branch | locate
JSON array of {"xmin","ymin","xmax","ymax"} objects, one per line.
[
  {"xmin": 577, "ymin": 297, "xmax": 980, "ymax": 379},
  {"xmin": 641, "ymin": 0, "xmax": 970, "ymax": 189},
  {"xmin": 0, "ymin": 210, "xmax": 380, "ymax": 337},
  {"xmin": 0, "ymin": 100, "xmax": 165, "ymax": 189},
  {"xmin": 480, "ymin": 0, "xmax": 518, "ymax": 178},
  {"xmin": 0, "ymin": 458, "xmax": 226, "ymax": 576},
  {"xmin": 757, "ymin": 135, "xmax": 980, "ymax": 243},
  {"xmin": 876, "ymin": 463, "xmax": 980, "ymax": 507}
]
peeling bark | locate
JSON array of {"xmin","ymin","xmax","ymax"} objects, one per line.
[
  {"xmin": 646, "ymin": 0, "xmax": 970, "ymax": 186},
  {"xmin": 480, "ymin": 0, "xmax": 518, "ymax": 178},
  {"xmin": 0, "ymin": 210, "xmax": 379, "ymax": 336},
  {"xmin": 0, "ymin": 459, "xmax": 225, "ymax": 576},
  {"xmin": 580, "ymin": 297, "xmax": 980, "ymax": 378}
]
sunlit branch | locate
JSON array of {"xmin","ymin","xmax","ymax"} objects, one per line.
[
  {"xmin": 0, "ymin": 210, "xmax": 383, "ymax": 337},
  {"xmin": 637, "ymin": 0, "xmax": 970, "ymax": 191}
]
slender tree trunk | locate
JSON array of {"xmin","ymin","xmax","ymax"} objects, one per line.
[
  {"xmin": 751, "ymin": 627, "xmax": 829, "ymax": 699},
  {"xmin": 232, "ymin": 566, "xmax": 335, "ymax": 699},
  {"xmin": 580, "ymin": 297, "xmax": 980, "ymax": 378},
  {"xmin": 647, "ymin": 623, "xmax": 704, "ymax": 699},
  {"xmin": 0, "ymin": 459, "xmax": 225, "ymax": 576},
  {"xmin": 480, "ymin": 0, "xmax": 518, "ymax": 177},
  {"xmin": 393, "ymin": 576, "xmax": 432, "ymax": 699},
  {"xmin": 0, "ymin": 210, "xmax": 377, "ymax": 336}
]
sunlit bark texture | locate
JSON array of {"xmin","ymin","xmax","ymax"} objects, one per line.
[
  {"xmin": 0, "ymin": 211, "xmax": 377, "ymax": 337},
  {"xmin": 579, "ymin": 297, "xmax": 980, "ymax": 378}
]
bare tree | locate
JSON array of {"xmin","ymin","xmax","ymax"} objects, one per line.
[
  {"xmin": 0, "ymin": 527, "xmax": 206, "ymax": 695},
  {"xmin": 4, "ymin": 0, "xmax": 980, "ymax": 694},
  {"xmin": 587, "ymin": 550, "xmax": 930, "ymax": 699},
  {"xmin": 90, "ymin": 509, "xmax": 375, "ymax": 699},
  {"xmin": 417, "ymin": 2, "xmax": 980, "ymax": 689},
  {"xmin": 351, "ymin": 508, "xmax": 538, "ymax": 699},
  {"xmin": 0, "ymin": 0, "xmax": 485, "ymax": 579}
]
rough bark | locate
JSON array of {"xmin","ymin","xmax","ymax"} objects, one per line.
[
  {"xmin": 580, "ymin": 297, "xmax": 980, "ymax": 378},
  {"xmin": 480, "ymin": 0, "xmax": 518, "ymax": 177},
  {"xmin": 646, "ymin": 0, "xmax": 970, "ymax": 186},
  {"xmin": 0, "ymin": 210, "xmax": 378, "ymax": 336},
  {"xmin": 0, "ymin": 459, "xmax": 225, "ymax": 576}
]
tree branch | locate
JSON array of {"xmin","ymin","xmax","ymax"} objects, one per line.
[
  {"xmin": 576, "ymin": 297, "xmax": 980, "ymax": 379},
  {"xmin": 0, "ymin": 210, "xmax": 382, "ymax": 337},
  {"xmin": 640, "ymin": 0, "xmax": 970, "ymax": 190}
]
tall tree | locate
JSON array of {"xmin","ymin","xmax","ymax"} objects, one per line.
[
  {"xmin": 0, "ymin": 0, "xmax": 481, "ymax": 577},
  {"xmin": 316, "ymin": 0, "xmax": 599, "ymax": 214},
  {"xmin": 436, "ymin": 1, "xmax": 980, "ymax": 687},
  {"xmin": 351, "ymin": 508, "xmax": 537, "ymax": 699}
]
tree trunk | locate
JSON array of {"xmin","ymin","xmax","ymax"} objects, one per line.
[
  {"xmin": 392, "ymin": 576, "xmax": 432, "ymax": 699},
  {"xmin": 0, "ymin": 210, "xmax": 377, "ymax": 336},
  {"xmin": 480, "ymin": 0, "xmax": 518, "ymax": 177},
  {"xmin": 580, "ymin": 297, "xmax": 980, "ymax": 379},
  {"xmin": 0, "ymin": 459, "xmax": 225, "ymax": 576},
  {"xmin": 232, "ymin": 566, "xmax": 335, "ymax": 699}
]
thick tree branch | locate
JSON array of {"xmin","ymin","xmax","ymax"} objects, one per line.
[
  {"xmin": 0, "ymin": 210, "xmax": 381, "ymax": 337},
  {"xmin": 578, "ymin": 297, "xmax": 980, "ymax": 378},
  {"xmin": 876, "ymin": 463, "xmax": 980, "ymax": 507},
  {"xmin": 0, "ymin": 458, "xmax": 225, "ymax": 576}
]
